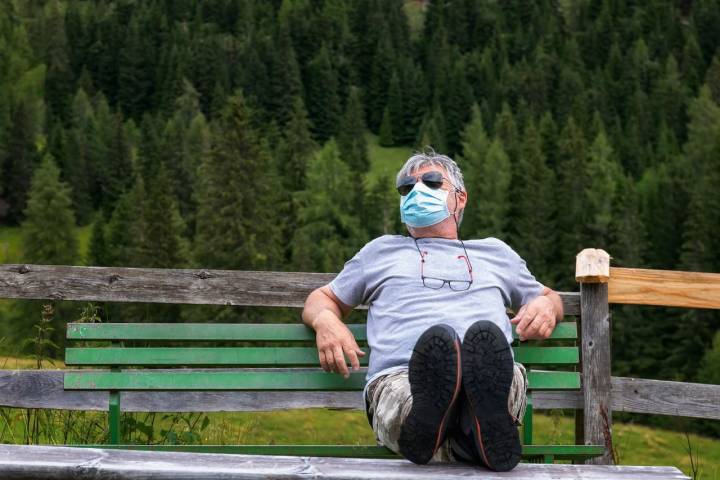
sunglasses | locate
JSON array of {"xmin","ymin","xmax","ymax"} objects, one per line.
[{"xmin": 396, "ymin": 171, "xmax": 448, "ymax": 196}]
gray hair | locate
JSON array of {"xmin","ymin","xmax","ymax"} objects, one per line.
[{"xmin": 396, "ymin": 146, "xmax": 465, "ymax": 226}]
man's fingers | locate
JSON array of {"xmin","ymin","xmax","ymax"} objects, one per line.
[
  {"xmin": 516, "ymin": 306, "xmax": 537, "ymax": 334},
  {"xmin": 345, "ymin": 345, "xmax": 360, "ymax": 371},
  {"xmin": 333, "ymin": 346, "xmax": 349, "ymax": 378},
  {"xmin": 511, "ymin": 305, "xmax": 528, "ymax": 323},
  {"xmin": 319, "ymin": 349, "xmax": 329, "ymax": 372}
]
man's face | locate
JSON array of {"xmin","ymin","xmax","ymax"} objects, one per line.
[{"xmin": 402, "ymin": 165, "xmax": 467, "ymax": 228}]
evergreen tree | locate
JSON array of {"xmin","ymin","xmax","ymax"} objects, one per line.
[
  {"xmin": 508, "ymin": 121, "xmax": 556, "ymax": 283},
  {"xmin": 134, "ymin": 162, "xmax": 189, "ymax": 268},
  {"xmin": 194, "ymin": 91, "xmax": 282, "ymax": 269},
  {"xmin": 291, "ymin": 139, "xmax": 366, "ymax": 271},
  {"xmin": 305, "ymin": 44, "xmax": 342, "ymax": 141},
  {"xmin": 88, "ymin": 212, "xmax": 109, "ymax": 266},
  {"xmin": 21, "ymin": 154, "xmax": 78, "ymax": 265},
  {"xmin": 278, "ymin": 96, "xmax": 316, "ymax": 192},
  {"xmin": 337, "ymin": 86, "xmax": 369, "ymax": 174},
  {"xmin": 416, "ymin": 104, "xmax": 447, "ymax": 153},
  {"xmin": 378, "ymin": 106, "xmax": 394, "ymax": 147},
  {"xmin": 705, "ymin": 51, "xmax": 720, "ymax": 103}
]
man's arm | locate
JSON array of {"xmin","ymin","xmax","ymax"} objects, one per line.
[
  {"xmin": 510, "ymin": 286, "xmax": 563, "ymax": 341},
  {"xmin": 302, "ymin": 285, "xmax": 365, "ymax": 378}
]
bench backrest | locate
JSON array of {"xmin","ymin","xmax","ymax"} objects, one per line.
[{"xmin": 64, "ymin": 320, "xmax": 581, "ymax": 393}]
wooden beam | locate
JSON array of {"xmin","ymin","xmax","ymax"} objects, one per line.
[
  {"xmin": 575, "ymin": 249, "xmax": 610, "ymax": 283},
  {"xmin": 3, "ymin": 370, "xmax": 718, "ymax": 420},
  {"xmin": 0, "ymin": 444, "xmax": 690, "ymax": 479},
  {"xmin": 0, "ymin": 264, "xmax": 581, "ymax": 315},
  {"xmin": 609, "ymin": 267, "xmax": 720, "ymax": 309},
  {"xmin": 611, "ymin": 377, "xmax": 720, "ymax": 419},
  {"xmin": 577, "ymin": 249, "xmax": 613, "ymax": 465}
]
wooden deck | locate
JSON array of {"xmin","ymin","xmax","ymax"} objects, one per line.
[{"xmin": 0, "ymin": 445, "xmax": 689, "ymax": 479}]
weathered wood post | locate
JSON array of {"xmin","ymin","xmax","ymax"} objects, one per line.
[{"xmin": 575, "ymin": 248, "xmax": 613, "ymax": 465}]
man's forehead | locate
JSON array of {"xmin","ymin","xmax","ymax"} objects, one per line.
[{"xmin": 408, "ymin": 164, "xmax": 448, "ymax": 176}]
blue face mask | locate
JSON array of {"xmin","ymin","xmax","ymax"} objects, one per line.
[{"xmin": 399, "ymin": 181, "xmax": 451, "ymax": 227}]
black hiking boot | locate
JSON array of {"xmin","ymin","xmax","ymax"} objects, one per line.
[
  {"xmin": 460, "ymin": 320, "xmax": 521, "ymax": 472},
  {"xmin": 398, "ymin": 324, "xmax": 462, "ymax": 465}
]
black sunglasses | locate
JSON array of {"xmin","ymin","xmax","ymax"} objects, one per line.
[{"xmin": 396, "ymin": 171, "xmax": 447, "ymax": 196}]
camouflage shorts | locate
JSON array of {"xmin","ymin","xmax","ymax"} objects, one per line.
[{"xmin": 364, "ymin": 362, "xmax": 528, "ymax": 463}]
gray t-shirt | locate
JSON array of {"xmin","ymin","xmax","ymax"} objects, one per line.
[{"xmin": 328, "ymin": 234, "xmax": 544, "ymax": 399}]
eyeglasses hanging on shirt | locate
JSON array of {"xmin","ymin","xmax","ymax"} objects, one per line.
[{"xmin": 412, "ymin": 237, "xmax": 474, "ymax": 291}]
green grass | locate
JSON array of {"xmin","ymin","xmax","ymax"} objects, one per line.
[
  {"xmin": 0, "ymin": 223, "xmax": 93, "ymax": 265},
  {"xmin": 365, "ymin": 131, "xmax": 414, "ymax": 188}
]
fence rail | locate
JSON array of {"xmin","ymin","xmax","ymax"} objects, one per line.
[{"xmin": 1, "ymin": 369, "xmax": 718, "ymax": 419}]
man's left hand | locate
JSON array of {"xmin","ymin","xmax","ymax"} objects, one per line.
[{"xmin": 511, "ymin": 296, "xmax": 557, "ymax": 341}]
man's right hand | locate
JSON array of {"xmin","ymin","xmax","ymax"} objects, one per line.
[{"xmin": 312, "ymin": 309, "xmax": 366, "ymax": 378}]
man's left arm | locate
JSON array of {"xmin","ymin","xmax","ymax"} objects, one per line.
[{"xmin": 510, "ymin": 286, "xmax": 563, "ymax": 341}]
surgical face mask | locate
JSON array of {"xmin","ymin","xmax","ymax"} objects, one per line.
[{"xmin": 399, "ymin": 181, "xmax": 451, "ymax": 228}]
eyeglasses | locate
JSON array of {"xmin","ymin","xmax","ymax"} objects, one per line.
[
  {"xmin": 413, "ymin": 237, "xmax": 474, "ymax": 291},
  {"xmin": 397, "ymin": 171, "xmax": 453, "ymax": 196}
]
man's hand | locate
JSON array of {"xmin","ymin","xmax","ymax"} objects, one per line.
[
  {"xmin": 511, "ymin": 295, "xmax": 557, "ymax": 341},
  {"xmin": 312, "ymin": 309, "xmax": 366, "ymax": 378}
]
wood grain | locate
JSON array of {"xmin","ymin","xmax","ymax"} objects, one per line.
[
  {"xmin": 3, "ymin": 370, "xmax": 718, "ymax": 419},
  {"xmin": 0, "ymin": 444, "xmax": 689, "ymax": 479},
  {"xmin": 580, "ymin": 282, "xmax": 613, "ymax": 465},
  {"xmin": 609, "ymin": 267, "xmax": 720, "ymax": 309},
  {"xmin": 0, "ymin": 264, "xmax": 581, "ymax": 315}
]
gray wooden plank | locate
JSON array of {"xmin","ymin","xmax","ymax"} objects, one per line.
[
  {"xmin": 580, "ymin": 282, "xmax": 613, "ymax": 465},
  {"xmin": 0, "ymin": 370, "xmax": 108, "ymax": 411},
  {"xmin": 3, "ymin": 370, "xmax": 719, "ymax": 419},
  {"xmin": 0, "ymin": 445, "xmax": 690, "ymax": 479},
  {"xmin": 611, "ymin": 377, "xmax": 720, "ymax": 420},
  {"xmin": 0, "ymin": 264, "xmax": 581, "ymax": 315}
]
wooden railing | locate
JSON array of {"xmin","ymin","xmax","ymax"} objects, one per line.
[{"xmin": 0, "ymin": 249, "xmax": 718, "ymax": 467}]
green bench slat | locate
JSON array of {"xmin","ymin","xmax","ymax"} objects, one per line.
[
  {"xmin": 67, "ymin": 444, "xmax": 605, "ymax": 460},
  {"xmin": 66, "ymin": 322, "xmax": 578, "ymax": 341},
  {"xmin": 64, "ymin": 369, "xmax": 579, "ymax": 390},
  {"xmin": 65, "ymin": 346, "xmax": 578, "ymax": 366}
]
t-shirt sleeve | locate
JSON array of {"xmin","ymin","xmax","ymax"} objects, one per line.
[
  {"xmin": 328, "ymin": 249, "xmax": 367, "ymax": 307},
  {"xmin": 503, "ymin": 243, "xmax": 545, "ymax": 312}
]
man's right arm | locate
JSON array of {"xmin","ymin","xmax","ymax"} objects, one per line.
[{"xmin": 302, "ymin": 285, "xmax": 365, "ymax": 378}]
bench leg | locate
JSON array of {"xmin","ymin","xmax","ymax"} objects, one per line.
[
  {"xmin": 522, "ymin": 394, "xmax": 533, "ymax": 445},
  {"xmin": 109, "ymin": 391, "xmax": 121, "ymax": 444}
]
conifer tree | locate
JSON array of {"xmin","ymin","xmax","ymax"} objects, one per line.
[
  {"xmin": 305, "ymin": 44, "xmax": 341, "ymax": 141},
  {"xmin": 337, "ymin": 86, "xmax": 369, "ymax": 174},
  {"xmin": 134, "ymin": 162, "xmax": 189, "ymax": 268},
  {"xmin": 416, "ymin": 104, "xmax": 447, "ymax": 153},
  {"xmin": 291, "ymin": 139, "xmax": 366, "ymax": 271},
  {"xmin": 509, "ymin": 121, "xmax": 556, "ymax": 283},
  {"xmin": 268, "ymin": 24, "xmax": 303, "ymax": 126},
  {"xmin": 88, "ymin": 212, "xmax": 109, "ymax": 266},
  {"xmin": 705, "ymin": 52, "xmax": 720, "ymax": 103},
  {"xmin": 379, "ymin": 106, "xmax": 394, "ymax": 147},
  {"xmin": 21, "ymin": 154, "xmax": 78, "ymax": 265},
  {"xmin": 362, "ymin": 173, "xmax": 402, "ymax": 239},
  {"xmin": 680, "ymin": 86, "xmax": 720, "ymax": 273},
  {"xmin": 194, "ymin": 91, "xmax": 282, "ymax": 270},
  {"xmin": 278, "ymin": 96, "xmax": 317, "ymax": 193}
]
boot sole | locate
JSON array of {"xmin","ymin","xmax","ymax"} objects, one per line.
[
  {"xmin": 462, "ymin": 320, "xmax": 521, "ymax": 471},
  {"xmin": 398, "ymin": 324, "xmax": 462, "ymax": 464}
]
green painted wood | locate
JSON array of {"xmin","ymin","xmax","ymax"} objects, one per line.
[
  {"xmin": 64, "ymin": 370, "xmax": 580, "ymax": 391},
  {"xmin": 66, "ymin": 444, "xmax": 605, "ymax": 460},
  {"xmin": 67, "ymin": 322, "xmax": 578, "ymax": 341},
  {"xmin": 66, "ymin": 346, "xmax": 578, "ymax": 366},
  {"xmin": 527, "ymin": 370, "xmax": 580, "ymax": 390},
  {"xmin": 523, "ymin": 394, "xmax": 533, "ymax": 445}
]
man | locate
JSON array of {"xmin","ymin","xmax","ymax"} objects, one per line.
[{"xmin": 301, "ymin": 149, "xmax": 562, "ymax": 471}]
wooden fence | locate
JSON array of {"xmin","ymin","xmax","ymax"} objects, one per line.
[{"xmin": 0, "ymin": 249, "xmax": 718, "ymax": 467}]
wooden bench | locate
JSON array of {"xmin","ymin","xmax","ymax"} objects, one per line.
[
  {"xmin": 3, "ymin": 249, "xmax": 718, "ymax": 478},
  {"xmin": 62, "ymin": 318, "xmax": 604, "ymax": 463}
]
